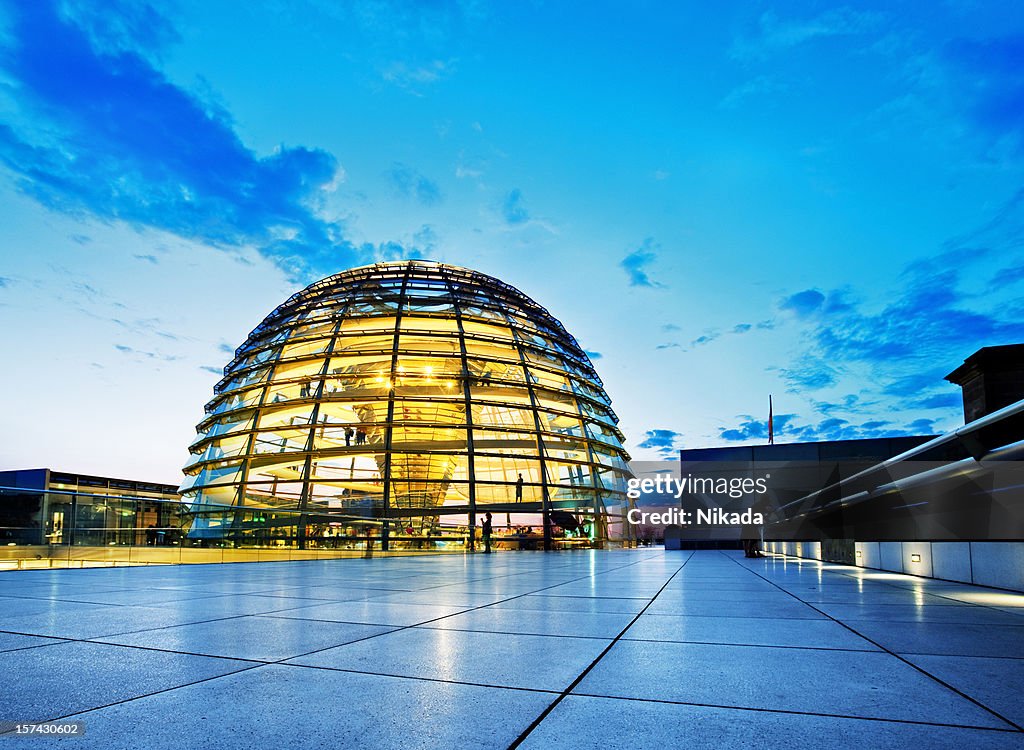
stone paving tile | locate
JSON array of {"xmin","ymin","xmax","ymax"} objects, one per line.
[
  {"xmin": 812, "ymin": 602, "xmax": 1024, "ymax": 625},
  {"xmin": 0, "ymin": 596, "xmax": 113, "ymax": 624},
  {"xmin": 422, "ymin": 606, "xmax": 635, "ymax": 638},
  {"xmin": 487, "ymin": 594, "xmax": 649, "ymax": 614},
  {"xmin": 2, "ymin": 549, "xmax": 1023, "ymax": 748},
  {"xmin": 33, "ymin": 664, "xmax": 554, "ymax": 750},
  {"xmin": 840, "ymin": 619, "xmax": 1024, "ymax": 658},
  {"xmin": 93, "ymin": 615, "xmax": 397, "ymax": 661},
  {"xmin": 0, "ymin": 631, "xmax": 65, "ymax": 653},
  {"xmin": 287, "ymin": 626, "xmax": 613, "ymax": 691},
  {"xmin": 903, "ymin": 654, "xmax": 1024, "ymax": 728},
  {"xmin": 519, "ymin": 695, "xmax": 1024, "ymax": 750},
  {"xmin": 361, "ymin": 590, "xmax": 507, "ymax": 607},
  {"xmin": 624, "ymin": 613, "xmax": 879, "ymax": 650},
  {"xmin": 575, "ymin": 639, "xmax": 1013, "ymax": 728},
  {"xmin": 262, "ymin": 599, "xmax": 469, "ymax": 627},
  {"xmin": 0, "ymin": 640, "xmax": 254, "ymax": 723},
  {"xmin": 644, "ymin": 596, "xmax": 827, "ymax": 619},
  {"xmin": 0, "ymin": 597, "xmax": 318, "ymax": 639}
]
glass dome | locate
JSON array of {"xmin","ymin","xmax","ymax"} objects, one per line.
[{"xmin": 180, "ymin": 260, "xmax": 632, "ymax": 549}]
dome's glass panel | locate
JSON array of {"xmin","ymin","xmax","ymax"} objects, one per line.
[{"xmin": 180, "ymin": 260, "xmax": 633, "ymax": 549}]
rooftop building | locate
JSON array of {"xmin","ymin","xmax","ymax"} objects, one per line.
[{"xmin": 180, "ymin": 261, "xmax": 633, "ymax": 550}]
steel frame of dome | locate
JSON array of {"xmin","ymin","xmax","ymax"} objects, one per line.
[{"xmin": 180, "ymin": 260, "xmax": 634, "ymax": 550}]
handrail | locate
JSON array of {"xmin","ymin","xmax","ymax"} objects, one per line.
[{"xmin": 773, "ymin": 397, "xmax": 1024, "ymax": 520}]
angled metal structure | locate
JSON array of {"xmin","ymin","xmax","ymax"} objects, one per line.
[{"xmin": 180, "ymin": 260, "xmax": 633, "ymax": 549}]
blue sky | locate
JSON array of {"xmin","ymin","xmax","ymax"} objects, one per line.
[{"xmin": 1, "ymin": 0, "xmax": 1023, "ymax": 482}]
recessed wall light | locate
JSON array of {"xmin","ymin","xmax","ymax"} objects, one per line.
[{"xmin": 911, "ymin": 553, "xmax": 921, "ymax": 563}]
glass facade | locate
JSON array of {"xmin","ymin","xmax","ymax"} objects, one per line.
[
  {"xmin": 180, "ymin": 260, "xmax": 633, "ymax": 549},
  {"xmin": 0, "ymin": 470, "xmax": 183, "ymax": 547}
]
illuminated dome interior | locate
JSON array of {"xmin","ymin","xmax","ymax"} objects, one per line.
[{"xmin": 180, "ymin": 260, "xmax": 632, "ymax": 548}]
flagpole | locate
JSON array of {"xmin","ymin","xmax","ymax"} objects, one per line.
[{"xmin": 768, "ymin": 394, "xmax": 774, "ymax": 445}]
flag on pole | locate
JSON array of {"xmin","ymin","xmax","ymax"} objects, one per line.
[{"xmin": 768, "ymin": 395, "xmax": 774, "ymax": 445}]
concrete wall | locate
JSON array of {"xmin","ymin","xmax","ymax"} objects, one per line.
[
  {"xmin": 970, "ymin": 543, "xmax": 1024, "ymax": 591},
  {"xmin": 879, "ymin": 542, "xmax": 903, "ymax": 573},
  {"xmin": 767, "ymin": 540, "xmax": 1024, "ymax": 592},
  {"xmin": 855, "ymin": 541, "xmax": 880, "ymax": 569},
  {"xmin": 764, "ymin": 541, "xmax": 822, "ymax": 560},
  {"xmin": 931, "ymin": 542, "xmax": 972, "ymax": 583}
]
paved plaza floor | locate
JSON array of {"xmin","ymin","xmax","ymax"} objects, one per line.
[{"xmin": 1, "ymin": 549, "xmax": 1024, "ymax": 748}]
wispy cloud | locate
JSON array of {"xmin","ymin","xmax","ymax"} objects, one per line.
[
  {"xmin": 696, "ymin": 190, "xmax": 1024, "ymax": 442},
  {"xmin": 455, "ymin": 160, "xmax": 485, "ymax": 179},
  {"xmin": 412, "ymin": 224, "xmax": 439, "ymax": 254},
  {"xmin": 381, "ymin": 58, "xmax": 455, "ymax": 94},
  {"xmin": 620, "ymin": 238, "xmax": 664, "ymax": 288},
  {"xmin": 0, "ymin": 2, "xmax": 386, "ymax": 283},
  {"xmin": 732, "ymin": 7, "xmax": 883, "ymax": 61},
  {"xmin": 388, "ymin": 163, "xmax": 443, "ymax": 206},
  {"xmin": 858, "ymin": 29, "xmax": 1024, "ymax": 167},
  {"xmin": 719, "ymin": 412, "xmax": 937, "ymax": 443},
  {"xmin": 688, "ymin": 323, "xmax": 757, "ymax": 347},
  {"xmin": 941, "ymin": 36, "xmax": 1024, "ymax": 156},
  {"xmin": 369, "ymin": 240, "xmax": 427, "ymax": 264},
  {"xmin": 779, "ymin": 289, "xmax": 826, "ymax": 317},
  {"xmin": 766, "ymin": 192, "xmax": 1024, "ymax": 424},
  {"xmin": 811, "ymin": 394, "xmax": 878, "ymax": 417},
  {"xmin": 991, "ymin": 265, "xmax": 1024, "ymax": 290},
  {"xmin": 501, "ymin": 189, "xmax": 530, "ymax": 225},
  {"xmin": 114, "ymin": 343, "xmax": 180, "ymax": 362},
  {"xmin": 809, "ymin": 267, "xmax": 1023, "ymax": 368},
  {"xmin": 110, "ymin": 316, "xmax": 182, "ymax": 343},
  {"xmin": 779, "ymin": 354, "xmax": 838, "ymax": 391},
  {"xmin": 638, "ymin": 428, "xmax": 683, "ymax": 455},
  {"xmin": 720, "ymin": 75, "xmax": 789, "ymax": 109}
]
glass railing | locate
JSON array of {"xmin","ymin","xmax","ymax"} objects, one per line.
[{"xmin": 0, "ymin": 487, "xmax": 475, "ymax": 570}]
